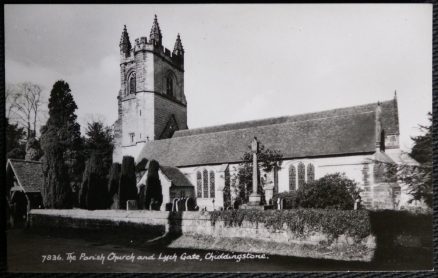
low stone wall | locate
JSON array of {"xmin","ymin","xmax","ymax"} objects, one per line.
[{"xmin": 29, "ymin": 209, "xmax": 375, "ymax": 261}]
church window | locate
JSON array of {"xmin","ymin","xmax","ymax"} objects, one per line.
[
  {"xmin": 203, "ymin": 169, "xmax": 208, "ymax": 198},
  {"xmin": 209, "ymin": 171, "xmax": 215, "ymax": 198},
  {"xmin": 307, "ymin": 163, "xmax": 315, "ymax": 182},
  {"xmin": 166, "ymin": 75, "xmax": 174, "ymax": 97},
  {"xmin": 196, "ymin": 171, "xmax": 202, "ymax": 198},
  {"xmin": 288, "ymin": 165, "xmax": 296, "ymax": 191},
  {"xmin": 129, "ymin": 132, "xmax": 135, "ymax": 143},
  {"xmin": 298, "ymin": 162, "xmax": 305, "ymax": 188},
  {"xmin": 128, "ymin": 73, "xmax": 136, "ymax": 95}
]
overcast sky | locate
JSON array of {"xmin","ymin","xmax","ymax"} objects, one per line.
[{"xmin": 5, "ymin": 4, "xmax": 432, "ymax": 151}]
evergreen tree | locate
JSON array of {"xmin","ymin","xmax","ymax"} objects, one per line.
[
  {"xmin": 144, "ymin": 160, "xmax": 163, "ymax": 210},
  {"xmin": 84, "ymin": 121, "xmax": 114, "ymax": 169},
  {"xmin": 401, "ymin": 113, "xmax": 432, "ymax": 207},
  {"xmin": 40, "ymin": 80, "xmax": 82, "ymax": 208},
  {"xmin": 108, "ymin": 162, "xmax": 121, "ymax": 209},
  {"xmin": 79, "ymin": 154, "xmax": 108, "ymax": 210},
  {"xmin": 118, "ymin": 156, "xmax": 137, "ymax": 209}
]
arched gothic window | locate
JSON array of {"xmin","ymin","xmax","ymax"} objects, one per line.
[
  {"xmin": 166, "ymin": 75, "xmax": 174, "ymax": 97},
  {"xmin": 203, "ymin": 169, "xmax": 208, "ymax": 198},
  {"xmin": 298, "ymin": 162, "xmax": 305, "ymax": 188},
  {"xmin": 196, "ymin": 171, "xmax": 202, "ymax": 198},
  {"xmin": 128, "ymin": 73, "xmax": 136, "ymax": 95},
  {"xmin": 307, "ymin": 163, "xmax": 315, "ymax": 182},
  {"xmin": 288, "ymin": 165, "xmax": 296, "ymax": 191},
  {"xmin": 209, "ymin": 171, "xmax": 215, "ymax": 198}
]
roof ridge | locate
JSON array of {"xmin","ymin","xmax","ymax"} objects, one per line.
[
  {"xmin": 7, "ymin": 158, "xmax": 43, "ymax": 164},
  {"xmin": 167, "ymin": 110, "xmax": 375, "ymax": 140},
  {"xmin": 175, "ymin": 99, "xmax": 391, "ymax": 137}
]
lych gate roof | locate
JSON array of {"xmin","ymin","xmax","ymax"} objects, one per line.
[
  {"xmin": 138, "ymin": 108, "xmax": 379, "ymax": 167},
  {"xmin": 7, "ymin": 159, "xmax": 43, "ymax": 193}
]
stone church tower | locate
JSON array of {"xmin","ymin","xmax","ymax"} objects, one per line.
[{"xmin": 113, "ymin": 15, "xmax": 188, "ymax": 162}]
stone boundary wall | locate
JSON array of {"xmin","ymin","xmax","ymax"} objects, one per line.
[{"xmin": 29, "ymin": 209, "xmax": 375, "ymax": 261}]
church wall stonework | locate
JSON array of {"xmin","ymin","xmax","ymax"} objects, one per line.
[{"xmin": 154, "ymin": 95, "xmax": 187, "ymax": 139}]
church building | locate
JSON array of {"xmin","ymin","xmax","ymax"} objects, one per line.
[{"xmin": 113, "ymin": 16, "xmax": 418, "ymax": 211}]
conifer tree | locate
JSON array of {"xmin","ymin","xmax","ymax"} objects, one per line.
[
  {"xmin": 144, "ymin": 160, "xmax": 163, "ymax": 210},
  {"xmin": 79, "ymin": 153, "xmax": 108, "ymax": 210},
  {"xmin": 118, "ymin": 156, "xmax": 137, "ymax": 209},
  {"xmin": 40, "ymin": 80, "xmax": 82, "ymax": 208},
  {"xmin": 108, "ymin": 162, "xmax": 121, "ymax": 209}
]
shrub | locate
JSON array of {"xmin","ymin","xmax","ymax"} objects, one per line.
[
  {"xmin": 107, "ymin": 163, "xmax": 121, "ymax": 209},
  {"xmin": 272, "ymin": 191, "xmax": 298, "ymax": 209},
  {"xmin": 79, "ymin": 154, "xmax": 108, "ymax": 210},
  {"xmin": 210, "ymin": 209, "xmax": 371, "ymax": 242},
  {"xmin": 144, "ymin": 160, "xmax": 163, "ymax": 210},
  {"xmin": 119, "ymin": 156, "xmax": 137, "ymax": 209},
  {"xmin": 296, "ymin": 173, "xmax": 361, "ymax": 210}
]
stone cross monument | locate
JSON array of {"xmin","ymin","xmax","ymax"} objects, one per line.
[{"xmin": 248, "ymin": 137, "xmax": 262, "ymax": 206}]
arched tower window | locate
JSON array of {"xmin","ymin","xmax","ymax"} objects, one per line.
[
  {"xmin": 196, "ymin": 171, "xmax": 202, "ymax": 198},
  {"xmin": 288, "ymin": 165, "xmax": 296, "ymax": 191},
  {"xmin": 128, "ymin": 72, "xmax": 136, "ymax": 95},
  {"xmin": 166, "ymin": 75, "xmax": 174, "ymax": 97},
  {"xmin": 298, "ymin": 162, "xmax": 305, "ymax": 188},
  {"xmin": 307, "ymin": 163, "xmax": 315, "ymax": 182},
  {"xmin": 209, "ymin": 171, "xmax": 215, "ymax": 198},
  {"xmin": 203, "ymin": 169, "xmax": 208, "ymax": 198}
]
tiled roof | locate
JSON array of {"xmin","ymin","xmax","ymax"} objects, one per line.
[
  {"xmin": 7, "ymin": 159, "xmax": 43, "ymax": 193},
  {"xmin": 174, "ymin": 99, "xmax": 399, "ymax": 138},
  {"xmin": 138, "ymin": 110, "xmax": 377, "ymax": 167},
  {"xmin": 160, "ymin": 166, "xmax": 194, "ymax": 187}
]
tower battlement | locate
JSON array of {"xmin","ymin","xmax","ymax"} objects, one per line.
[{"xmin": 119, "ymin": 16, "xmax": 184, "ymax": 69}]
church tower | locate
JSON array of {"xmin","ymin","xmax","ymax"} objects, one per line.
[{"xmin": 113, "ymin": 15, "xmax": 188, "ymax": 162}]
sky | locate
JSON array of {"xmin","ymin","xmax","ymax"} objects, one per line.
[{"xmin": 4, "ymin": 4, "xmax": 432, "ymax": 151}]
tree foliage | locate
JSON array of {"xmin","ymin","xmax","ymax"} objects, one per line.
[
  {"xmin": 6, "ymin": 118, "xmax": 26, "ymax": 159},
  {"xmin": 143, "ymin": 160, "xmax": 163, "ymax": 210},
  {"xmin": 398, "ymin": 113, "xmax": 432, "ymax": 207},
  {"xmin": 6, "ymin": 82, "xmax": 47, "ymax": 139},
  {"xmin": 296, "ymin": 173, "xmax": 362, "ymax": 210},
  {"xmin": 232, "ymin": 142, "xmax": 283, "ymax": 204},
  {"xmin": 119, "ymin": 156, "xmax": 138, "ymax": 209},
  {"xmin": 40, "ymin": 80, "xmax": 81, "ymax": 208},
  {"xmin": 25, "ymin": 137, "xmax": 43, "ymax": 161}
]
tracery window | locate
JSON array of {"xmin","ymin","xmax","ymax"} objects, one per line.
[
  {"xmin": 288, "ymin": 165, "xmax": 296, "ymax": 191},
  {"xmin": 209, "ymin": 171, "xmax": 215, "ymax": 198},
  {"xmin": 203, "ymin": 169, "xmax": 209, "ymax": 198},
  {"xmin": 128, "ymin": 73, "xmax": 136, "ymax": 95},
  {"xmin": 298, "ymin": 162, "xmax": 305, "ymax": 188},
  {"xmin": 196, "ymin": 171, "xmax": 202, "ymax": 198},
  {"xmin": 307, "ymin": 163, "xmax": 315, "ymax": 182}
]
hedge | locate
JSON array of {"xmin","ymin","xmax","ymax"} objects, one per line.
[{"xmin": 210, "ymin": 209, "xmax": 371, "ymax": 242}]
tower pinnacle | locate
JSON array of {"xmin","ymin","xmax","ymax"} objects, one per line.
[
  {"xmin": 149, "ymin": 14, "xmax": 162, "ymax": 45},
  {"xmin": 119, "ymin": 25, "xmax": 131, "ymax": 57},
  {"xmin": 173, "ymin": 33, "xmax": 184, "ymax": 56}
]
